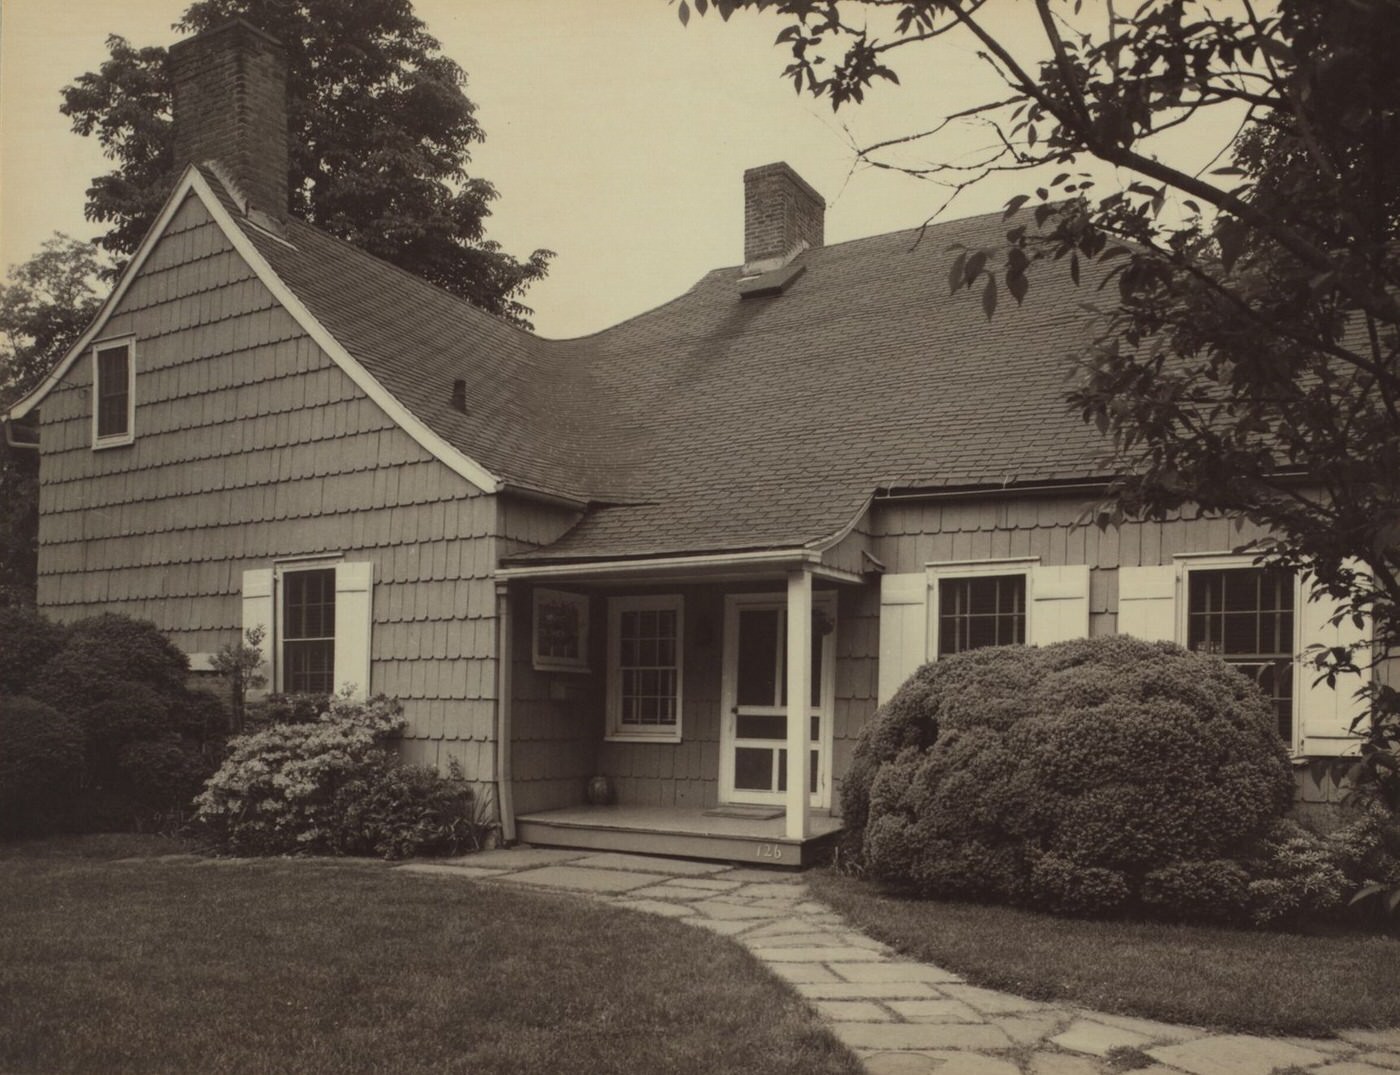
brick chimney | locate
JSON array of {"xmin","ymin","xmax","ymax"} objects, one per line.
[
  {"xmin": 169, "ymin": 19, "xmax": 289, "ymax": 229},
  {"xmin": 742, "ymin": 163, "xmax": 825, "ymax": 277}
]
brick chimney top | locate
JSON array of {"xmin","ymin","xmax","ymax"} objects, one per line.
[
  {"xmin": 742, "ymin": 163, "xmax": 825, "ymax": 277},
  {"xmin": 169, "ymin": 19, "xmax": 289, "ymax": 231}
]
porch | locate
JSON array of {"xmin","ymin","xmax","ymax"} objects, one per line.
[
  {"xmin": 515, "ymin": 803, "xmax": 845, "ymax": 869},
  {"xmin": 496, "ymin": 543, "xmax": 880, "ymax": 861}
]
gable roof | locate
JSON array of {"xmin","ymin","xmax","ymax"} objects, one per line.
[{"xmin": 14, "ymin": 165, "xmax": 1113, "ymax": 563}]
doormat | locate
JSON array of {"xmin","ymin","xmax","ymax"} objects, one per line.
[{"xmin": 702, "ymin": 806, "xmax": 784, "ymax": 820}]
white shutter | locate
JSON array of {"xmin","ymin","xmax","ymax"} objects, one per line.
[
  {"xmin": 1029, "ymin": 565, "xmax": 1090, "ymax": 645},
  {"xmin": 878, "ymin": 572, "xmax": 929, "ymax": 705},
  {"xmin": 241, "ymin": 568, "xmax": 274, "ymax": 700},
  {"xmin": 1298, "ymin": 576, "xmax": 1370, "ymax": 756},
  {"xmin": 1118, "ymin": 565, "xmax": 1178, "ymax": 641},
  {"xmin": 334, "ymin": 561, "xmax": 375, "ymax": 699}
]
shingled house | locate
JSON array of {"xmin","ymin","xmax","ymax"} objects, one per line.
[{"xmin": 4, "ymin": 21, "xmax": 1368, "ymax": 863}]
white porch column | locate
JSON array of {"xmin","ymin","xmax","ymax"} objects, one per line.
[{"xmin": 785, "ymin": 566, "xmax": 812, "ymax": 840}]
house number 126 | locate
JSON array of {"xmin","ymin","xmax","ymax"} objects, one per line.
[{"xmin": 755, "ymin": 844, "xmax": 784, "ymax": 861}]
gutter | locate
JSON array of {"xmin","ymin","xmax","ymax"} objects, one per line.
[
  {"xmin": 495, "ymin": 546, "xmax": 825, "ymax": 582},
  {"xmin": 873, "ymin": 477, "xmax": 1112, "ymax": 503}
]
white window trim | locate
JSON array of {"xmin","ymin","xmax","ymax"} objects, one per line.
[
  {"xmin": 1174, "ymin": 552, "xmax": 1303, "ymax": 755},
  {"xmin": 606, "ymin": 594, "xmax": 684, "ymax": 743},
  {"xmin": 91, "ymin": 335, "xmax": 136, "ymax": 449},
  {"xmin": 925, "ymin": 558, "xmax": 1037, "ymax": 659},
  {"xmin": 532, "ymin": 588, "xmax": 590, "ymax": 673},
  {"xmin": 273, "ymin": 555, "xmax": 343, "ymax": 695}
]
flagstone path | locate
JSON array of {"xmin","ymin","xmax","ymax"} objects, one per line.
[{"xmin": 396, "ymin": 848, "xmax": 1400, "ymax": 1075}]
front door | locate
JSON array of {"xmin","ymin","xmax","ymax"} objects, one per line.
[{"xmin": 719, "ymin": 592, "xmax": 836, "ymax": 808}]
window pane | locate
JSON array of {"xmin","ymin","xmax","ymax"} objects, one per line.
[
  {"xmin": 96, "ymin": 346, "xmax": 130, "ymax": 438},
  {"xmin": 284, "ymin": 640, "xmax": 334, "ymax": 693},
  {"xmin": 939, "ymin": 575, "xmax": 1026, "ymax": 655},
  {"xmin": 734, "ymin": 747, "xmax": 773, "ymax": 791},
  {"xmin": 736, "ymin": 714, "xmax": 786, "ymax": 740},
  {"xmin": 737, "ymin": 609, "xmax": 780, "ymax": 706}
]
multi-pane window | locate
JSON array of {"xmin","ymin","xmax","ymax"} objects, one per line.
[
  {"xmin": 283, "ymin": 568, "xmax": 336, "ymax": 693},
  {"xmin": 94, "ymin": 342, "xmax": 132, "ymax": 443},
  {"xmin": 938, "ymin": 574, "xmax": 1026, "ymax": 655},
  {"xmin": 1187, "ymin": 567, "xmax": 1296, "ymax": 742},
  {"xmin": 609, "ymin": 596, "xmax": 683, "ymax": 738}
]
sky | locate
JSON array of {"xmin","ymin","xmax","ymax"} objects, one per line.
[{"xmin": 0, "ymin": 1, "xmax": 1243, "ymax": 339}]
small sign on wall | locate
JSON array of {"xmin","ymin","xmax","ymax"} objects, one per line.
[{"xmin": 533, "ymin": 588, "xmax": 590, "ymax": 673}]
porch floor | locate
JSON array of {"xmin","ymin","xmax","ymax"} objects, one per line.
[{"xmin": 515, "ymin": 804, "xmax": 844, "ymax": 869}]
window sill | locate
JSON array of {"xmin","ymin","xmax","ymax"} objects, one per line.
[
  {"xmin": 534, "ymin": 660, "xmax": 591, "ymax": 674},
  {"xmin": 605, "ymin": 731, "xmax": 682, "ymax": 744},
  {"xmin": 93, "ymin": 434, "xmax": 134, "ymax": 450}
]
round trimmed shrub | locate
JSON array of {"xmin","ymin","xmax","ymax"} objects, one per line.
[
  {"xmin": 24, "ymin": 613, "xmax": 228, "ymax": 827},
  {"xmin": 31, "ymin": 613, "xmax": 191, "ymax": 716},
  {"xmin": 0, "ymin": 695, "xmax": 84, "ymax": 835},
  {"xmin": 842, "ymin": 636, "xmax": 1295, "ymax": 918},
  {"xmin": 0, "ymin": 606, "xmax": 67, "ymax": 696}
]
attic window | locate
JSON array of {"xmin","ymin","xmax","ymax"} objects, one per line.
[{"xmin": 92, "ymin": 338, "xmax": 135, "ymax": 448}]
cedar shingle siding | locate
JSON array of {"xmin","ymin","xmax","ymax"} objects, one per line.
[{"xmin": 37, "ymin": 192, "xmax": 501, "ymax": 763}]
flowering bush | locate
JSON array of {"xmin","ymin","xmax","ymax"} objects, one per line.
[
  {"xmin": 194, "ymin": 692, "xmax": 481, "ymax": 858},
  {"xmin": 1244, "ymin": 820, "xmax": 1350, "ymax": 927}
]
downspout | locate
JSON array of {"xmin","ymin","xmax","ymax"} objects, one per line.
[{"xmin": 493, "ymin": 579, "xmax": 517, "ymax": 844}]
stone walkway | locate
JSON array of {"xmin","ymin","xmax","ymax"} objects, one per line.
[{"xmin": 396, "ymin": 848, "xmax": 1400, "ymax": 1075}]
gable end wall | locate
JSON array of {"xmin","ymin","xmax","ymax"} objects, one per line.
[{"xmin": 35, "ymin": 191, "xmax": 500, "ymax": 778}]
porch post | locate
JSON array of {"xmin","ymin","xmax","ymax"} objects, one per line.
[
  {"xmin": 785, "ymin": 566, "xmax": 812, "ymax": 841},
  {"xmin": 494, "ymin": 580, "xmax": 517, "ymax": 844}
]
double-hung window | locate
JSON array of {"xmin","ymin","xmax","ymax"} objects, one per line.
[
  {"xmin": 1186, "ymin": 565, "xmax": 1296, "ymax": 743},
  {"xmin": 282, "ymin": 567, "xmax": 337, "ymax": 693},
  {"xmin": 92, "ymin": 339, "xmax": 135, "ymax": 448},
  {"xmin": 607, "ymin": 595, "xmax": 683, "ymax": 741}
]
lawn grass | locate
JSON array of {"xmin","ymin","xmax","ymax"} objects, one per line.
[
  {"xmin": 810, "ymin": 869, "xmax": 1400, "ymax": 1036},
  {"xmin": 0, "ymin": 839, "xmax": 861, "ymax": 1075}
]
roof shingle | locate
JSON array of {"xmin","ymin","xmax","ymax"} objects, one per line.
[{"xmin": 216, "ymin": 173, "xmax": 1109, "ymax": 562}]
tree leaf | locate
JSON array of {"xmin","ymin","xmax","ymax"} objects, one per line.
[
  {"xmin": 1216, "ymin": 218, "xmax": 1246, "ymax": 273},
  {"xmin": 679, "ymin": 0, "xmax": 690, "ymax": 26},
  {"xmin": 1003, "ymin": 194, "xmax": 1030, "ymax": 220},
  {"xmin": 947, "ymin": 250, "xmax": 968, "ymax": 295},
  {"xmin": 982, "ymin": 273, "xmax": 998, "ymax": 320},
  {"xmin": 1007, "ymin": 267, "xmax": 1029, "ymax": 305}
]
